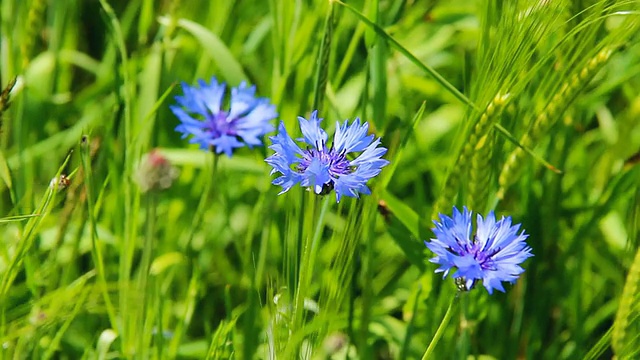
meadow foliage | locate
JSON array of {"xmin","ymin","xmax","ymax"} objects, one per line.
[{"xmin": 1, "ymin": 0, "xmax": 640, "ymax": 359}]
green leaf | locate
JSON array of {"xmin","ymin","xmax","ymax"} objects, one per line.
[
  {"xmin": 312, "ymin": 2, "xmax": 334, "ymax": 112},
  {"xmin": 493, "ymin": 123, "xmax": 562, "ymax": 174},
  {"xmin": 0, "ymin": 214, "xmax": 39, "ymax": 223},
  {"xmin": 379, "ymin": 189, "xmax": 428, "ymax": 271},
  {"xmin": 335, "ymin": 0, "xmax": 476, "ymax": 110},
  {"xmin": 381, "ymin": 101, "xmax": 426, "ymax": 189},
  {"xmin": 163, "ymin": 17, "xmax": 248, "ymax": 85},
  {"xmin": 0, "ymin": 150, "xmax": 12, "ymax": 194}
]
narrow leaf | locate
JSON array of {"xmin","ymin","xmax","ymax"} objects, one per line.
[
  {"xmin": 0, "ymin": 214, "xmax": 40, "ymax": 223},
  {"xmin": 162, "ymin": 17, "xmax": 248, "ymax": 85},
  {"xmin": 381, "ymin": 101, "xmax": 426, "ymax": 189},
  {"xmin": 493, "ymin": 123, "xmax": 562, "ymax": 174},
  {"xmin": 335, "ymin": 0, "xmax": 476, "ymax": 110},
  {"xmin": 379, "ymin": 190, "xmax": 428, "ymax": 271},
  {"xmin": 312, "ymin": 2, "xmax": 334, "ymax": 111}
]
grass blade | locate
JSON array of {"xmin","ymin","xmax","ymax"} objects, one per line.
[
  {"xmin": 161, "ymin": 17, "xmax": 248, "ymax": 85},
  {"xmin": 334, "ymin": 0, "xmax": 476, "ymax": 110}
]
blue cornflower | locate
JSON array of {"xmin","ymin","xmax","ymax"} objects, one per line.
[
  {"xmin": 266, "ymin": 110, "xmax": 389, "ymax": 202},
  {"xmin": 425, "ymin": 207, "xmax": 533, "ymax": 295},
  {"xmin": 170, "ymin": 77, "xmax": 277, "ymax": 157}
]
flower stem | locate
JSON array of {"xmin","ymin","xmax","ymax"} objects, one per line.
[
  {"xmin": 289, "ymin": 195, "xmax": 331, "ymax": 356},
  {"xmin": 185, "ymin": 153, "xmax": 219, "ymax": 253},
  {"xmin": 137, "ymin": 191, "xmax": 157, "ymax": 355},
  {"xmin": 421, "ymin": 294, "xmax": 459, "ymax": 360}
]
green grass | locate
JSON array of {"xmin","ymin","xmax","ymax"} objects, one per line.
[{"xmin": 1, "ymin": 0, "xmax": 640, "ymax": 358}]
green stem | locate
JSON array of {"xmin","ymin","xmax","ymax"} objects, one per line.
[
  {"xmin": 289, "ymin": 195, "xmax": 331, "ymax": 354},
  {"xmin": 137, "ymin": 191, "xmax": 157, "ymax": 355},
  {"xmin": 458, "ymin": 294, "xmax": 470, "ymax": 359},
  {"xmin": 357, "ymin": 199, "xmax": 374, "ymax": 358},
  {"xmin": 421, "ymin": 294, "xmax": 459, "ymax": 360},
  {"xmin": 139, "ymin": 194, "xmax": 157, "ymax": 290},
  {"xmin": 185, "ymin": 153, "xmax": 219, "ymax": 253},
  {"xmin": 306, "ymin": 196, "xmax": 332, "ymax": 271},
  {"xmin": 155, "ymin": 278, "xmax": 165, "ymax": 359},
  {"xmin": 80, "ymin": 137, "xmax": 117, "ymax": 331}
]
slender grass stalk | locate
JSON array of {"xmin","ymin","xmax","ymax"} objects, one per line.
[
  {"xmin": 99, "ymin": 0, "xmax": 137, "ymax": 353},
  {"xmin": 334, "ymin": 21, "xmax": 366, "ymax": 87},
  {"xmin": 80, "ymin": 135, "xmax": 118, "ymax": 331},
  {"xmin": 584, "ymin": 327, "xmax": 612, "ymax": 360},
  {"xmin": 358, "ymin": 220, "xmax": 373, "ymax": 359},
  {"xmin": 421, "ymin": 295, "xmax": 460, "ymax": 360},
  {"xmin": 334, "ymin": 0, "xmax": 477, "ymax": 110},
  {"xmin": 12, "ymin": 81, "xmax": 27, "ymax": 210},
  {"xmin": 0, "ymin": 154, "xmax": 72, "ymax": 347},
  {"xmin": 3, "ymin": 0, "xmax": 640, "ymax": 358},
  {"xmin": 136, "ymin": 191, "xmax": 157, "ymax": 356},
  {"xmin": 241, "ymin": 191, "xmax": 266, "ymax": 360},
  {"xmin": 185, "ymin": 153, "xmax": 219, "ymax": 253},
  {"xmin": 154, "ymin": 278, "xmax": 165, "ymax": 359},
  {"xmin": 289, "ymin": 195, "xmax": 331, "ymax": 355},
  {"xmin": 42, "ymin": 287, "xmax": 91, "ymax": 360},
  {"xmin": 344, "ymin": 196, "xmax": 378, "ymax": 358},
  {"xmin": 305, "ymin": 196, "xmax": 332, "ymax": 281},
  {"xmin": 368, "ymin": 0, "xmax": 388, "ymax": 131},
  {"xmin": 312, "ymin": 1, "xmax": 334, "ymax": 112},
  {"xmin": 457, "ymin": 292, "xmax": 470, "ymax": 359},
  {"xmin": 400, "ymin": 284, "xmax": 423, "ymax": 359},
  {"xmin": 316, "ymin": 199, "xmax": 359, "ymax": 344},
  {"xmin": 168, "ymin": 265, "xmax": 200, "ymax": 358}
]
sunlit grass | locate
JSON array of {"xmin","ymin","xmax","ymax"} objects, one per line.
[{"xmin": 0, "ymin": 0, "xmax": 640, "ymax": 359}]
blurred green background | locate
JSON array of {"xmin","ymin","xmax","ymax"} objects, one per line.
[{"xmin": 1, "ymin": 0, "xmax": 640, "ymax": 359}]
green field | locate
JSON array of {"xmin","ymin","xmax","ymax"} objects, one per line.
[{"xmin": 1, "ymin": 0, "xmax": 640, "ymax": 359}]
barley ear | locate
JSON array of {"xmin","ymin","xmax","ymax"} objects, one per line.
[
  {"xmin": 612, "ymin": 246, "xmax": 640, "ymax": 358},
  {"xmin": 497, "ymin": 48, "xmax": 613, "ymax": 199},
  {"xmin": 432, "ymin": 92, "xmax": 510, "ymax": 220},
  {"xmin": 21, "ymin": 0, "xmax": 47, "ymax": 68}
]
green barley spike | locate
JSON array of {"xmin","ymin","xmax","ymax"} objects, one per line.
[
  {"xmin": 497, "ymin": 48, "xmax": 612, "ymax": 199},
  {"xmin": 612, "ymin": 246, "xmax": 640, "ymax": 358},
  {"xmin": 468, "ymin": 132, "xmax": 494, "ymax": 212},
  {"xmin": 432, "ymin": 92, "xmax": 510, "ymax": 220},
  {"xmin": 21, "ymin": 0, "xmax": 47, "ymax": 68}
]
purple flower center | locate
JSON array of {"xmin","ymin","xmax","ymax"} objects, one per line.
[
  {"xmin": 205, "ymin": 111, "xmax": 237, "ymax": 138},
  {"xmin": 297, "ymin": 143, "xmax": 352, "ymax": 176},
  {"xmin": 450, "ymin": 235, "xmax": 500, "ymax": 271}
]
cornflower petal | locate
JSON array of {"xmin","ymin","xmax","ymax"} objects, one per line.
[
  {"xmin": 351, "ymin": 138, "xmax": 389, "ymax": 167},
  {"xmin": 228, "ymin": 82, "xmax": 257, "ymax": 119},
  {"xmin": 196, "ymin": 77, "xmax": 225, "ymax": 115},
  {"xmin": 298, "ymin": 110, "xmax": 328, "ymax": 148},
  {"xmin": 210, "ymin": 135, "xmax": 245, "ymax": 157},
  {"xmin": 425, "ymin": 206, "xmax": 533, "ymax": 294},
  {"xmin": 334, "ymin": 118, "xmax": 374, "ymax": 153},
  {"xmin": 235, "ymin": 100, "xmax": 277, "ymax": 146},
  {"xmin": 301, "ymin": 158, "xmax": 332, "ymax": 194}
]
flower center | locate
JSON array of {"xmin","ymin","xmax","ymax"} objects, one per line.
[
  {"xmin": 449, "ymin": 235, "xmax": 500, "ymax": 271},
  {"xmin": 205, "ymin": 111, "xmax": 237, "ymax": 138},
  {"xmin": 296, "ymin": 142, "xmax": 353, "ymax": 180}
]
